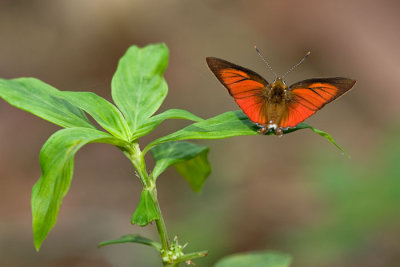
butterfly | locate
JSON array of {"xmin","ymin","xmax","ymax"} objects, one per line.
[{"xmin": 206, "ymin": 48, "xmax": 356, "ymax": 136}]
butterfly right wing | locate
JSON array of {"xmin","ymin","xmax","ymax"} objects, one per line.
[
  {"xmin": 206, "ymin": 57, "xmax": 269, "ymax": 124},
  {"xmin": 280, "ymin": 77, "xmax": 356, "ymax": 128}
]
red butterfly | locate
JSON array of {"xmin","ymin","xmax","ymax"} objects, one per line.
[{"xmin": 206, "ymin": 47, "xmax": 356, "ymax": 136}]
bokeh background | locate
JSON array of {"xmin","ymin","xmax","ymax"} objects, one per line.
[{"xmin": 1, "ymin": 0, "xmax": 400, "ymax": 266}]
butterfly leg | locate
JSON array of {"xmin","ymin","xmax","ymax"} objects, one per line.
[
  {"xmin": 275, "ymin": 127, "xmax": 283, "ymax": 137},
  {"xmin": 257, "ymin": 125, "xmax": 268, "ymax": 135}
]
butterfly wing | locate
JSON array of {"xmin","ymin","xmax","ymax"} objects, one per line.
[
  {"xmin": 280, "ymin": 78, "xmax": 356, "ymax": 128},
  {"xmin": 206, "ymin": 57, "xmax": 269, "ymax": 124}
]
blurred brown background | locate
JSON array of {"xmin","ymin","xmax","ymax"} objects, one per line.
[{"xmin": 1, "ymin": 0, "xmax": 400, "ymax": 266}]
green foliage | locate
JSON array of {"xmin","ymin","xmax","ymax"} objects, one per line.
[
  {"xmin": 131, "ymin": 189, "xmax": 160, "ymax": 226},
  {"xmin": 61, "ymin": 91, "xmax": 131, "ymax": 140},
  {"xmin": 144, "ymin": 110, "xmax": 345, "ymax": 155},
  {"xmin": 294, "ymin": 123, "xmax": 348, "ymax": 156},
  {"xmin": 31, "ymin": 127, "xmax": 121, "ymax": 250},
  {"xmin": 0, "ymin": 78, "xmax": 94, "ymax": 129},
  {"xmin": 111, "ymin": 43, "xmax": 169, "ymax": 134},
  {"xmin": 174, "ymin": 148, "xmax": 211, "ymax": 193},
  {"xmin": 214, "ymin": 251, "xmax": 292, "ymax": 267},
  {"xmin": 132, "ymin": 108, "xmax": 203, "ymax": 140},
  {"xmin": 145, "ymin": 111, "xmax": 257, "ymax": 153},
  {"xmin": 99, "ymin": 234, "xmax": 162, "ymax": 251},
  {"xmin": 0, "ymin": 42, "xmax": 350, "ymax": 265},
  {"xmin": 151, "ymin": 141, "xmax": 211, "ymax": 192}
]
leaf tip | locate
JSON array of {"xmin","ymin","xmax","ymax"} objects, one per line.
[
  {"xmin": 200, "ymin": 251, "xmax": 208, "ymax": 257},
  {"xmin": 34, "ymin": 239, "xmax": 42, "ymax": 252}
]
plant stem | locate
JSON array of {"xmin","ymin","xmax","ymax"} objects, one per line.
[
  {"xmin": 150, "ymin": 187, "xmax": 170, "ymax": 251},
  {"xmin": 124, "ymin": 142, "xmax": 207, "ymax": 266},
  {"xmin": 124, "ymin": 142, "xmax": 171, "ymax": 262},
  {"xmin": 125, "ymin": 143, "xmax": 152, "ymax": 188}
]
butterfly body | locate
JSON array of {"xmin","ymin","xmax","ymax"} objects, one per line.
[
  {"xmin": 206, "ymin": 57, "xmax": 356, "ymax": 136},
  {"xmin": 253, "ymin": 77, "xmax": 291, "ymax": 135},
  {"xmin": 267, "ymin": 78, "xmax": 288, "ymax": 104}
]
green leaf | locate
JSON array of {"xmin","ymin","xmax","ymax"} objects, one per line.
[
  {"xmin": 295, "ymin": 123, "xmax": 348, "ymax": 156},
  {"xmin": 0, "ymin": 78, "xmax": 95, "ymax": 129},
  {"xmin": 144, "ymin": 111, "xmax": 257, "ymax": 152},
  {"xmin": 173, "ymin": 250, "xmax": 209, "ymax": 265},
  {"xmin": 32, "ymin": 127, "xmax": 123, "ymax": 251},
  {"xmin": 214, "ymin": 251, "xmax": 292, "ymax": 267},
  {"xmin": 132, "ymin": 109, "xmax": 203, "ymax": 140},
  {"xmin": 150, "ymin": 141, "xmax": 209, "ymax": 179},
  {"xmin": 111, "ymin": 43, "xmax": 169, "ymax": 134},
  {"xmin": 131, "ymin": 189, "xmax": 160, "ymax": 226},
  {"xmin": 151, "ymin": 141, "xmax": 210, "ymax": 192},
  {"xmin": 144, "ymin": 111, "xmax": 346, "ymax": 155},
  {"xmin": 61, "ymin": 91, "xmax": 131, "ymax": 140},
  {"xmin": 98, "ymin": 234, "xmax": 162, "ymax": 251},
  {"xmin": 175, "ymin": 150, "xmax": 211, "ymax": 193}
]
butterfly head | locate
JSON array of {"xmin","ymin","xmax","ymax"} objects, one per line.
[
  {"xmin": 271, "ymin": 77, "xmax": 287, "ymax": 89},
  {"xmin": 268, "ymin": 77, "xmax": 289, "ymax": 104}
]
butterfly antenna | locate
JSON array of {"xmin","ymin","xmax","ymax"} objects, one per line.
[
  {"xmin": 281, "ymin": 51, "xmax": 311, "ymax": 79},
  {"xmin": 254, "ymin": 45, "xmax": 278, "ymax": 79}
]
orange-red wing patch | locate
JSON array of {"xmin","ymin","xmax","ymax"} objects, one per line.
[
  {"xmin": 234, "ymin": 94, "xmax": 268, "ymax": 124},
  {"xmin": 219, "ymin": 69, "xmax": 264, "ymax": 98},
  {"xmin": 280, "ymin": 78, "xmax": 356, "ymax": 128},
  {"xmin": 280, "ymin": 100, "xmax": 317, "ymax": 128},
  {"xmin": 206, "ymin": 57, "xmax": 269, "ymax": 124}
]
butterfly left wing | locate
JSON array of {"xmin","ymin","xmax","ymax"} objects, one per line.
[
  {"xmin": 206, "ymin": 57, "xmax": 269, "ymax": 124},
  {"xmin": 280, "ymin": 78, "xmax": 356, "ymax": 128}
]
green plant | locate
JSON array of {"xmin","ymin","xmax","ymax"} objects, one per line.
[{"xmin": 0, "ymin": 43, "xmax": 344, "ymax": 266}]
